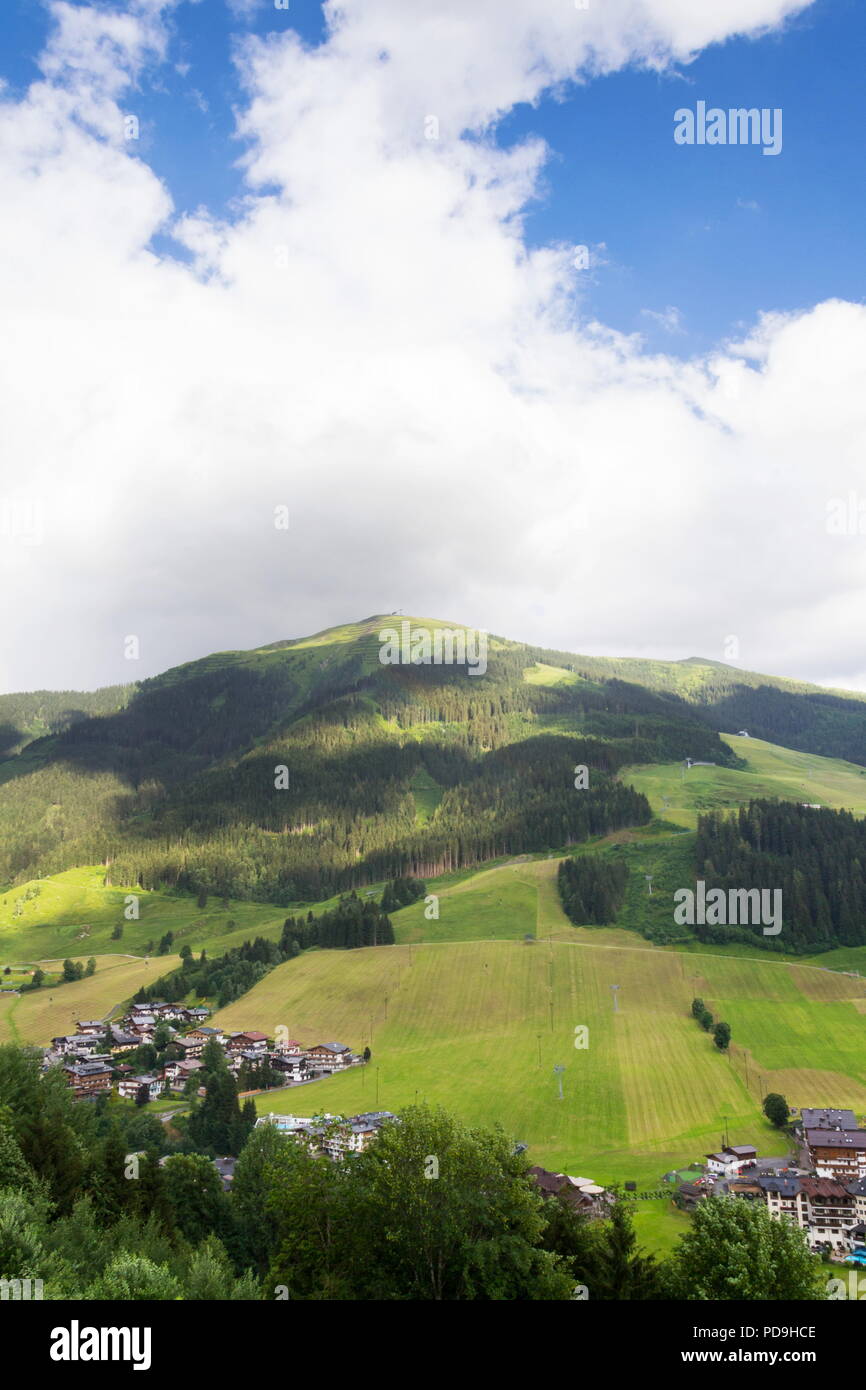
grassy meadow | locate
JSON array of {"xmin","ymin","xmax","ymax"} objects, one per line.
[
  {"xmin": 0, "ymin": 866, "xmax": 296, "ymax": 963},
  {"xmin": 0, "ymin": 953, "xmax": 182, "ymax": 1045},
  {"xmin": 622, "ymin": 733, "xmax": 866, "ymax": 830}
]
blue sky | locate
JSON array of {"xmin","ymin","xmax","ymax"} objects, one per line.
[{"xmin": 3, "ymin": 0, "xmax": 862, "ymax": 357}]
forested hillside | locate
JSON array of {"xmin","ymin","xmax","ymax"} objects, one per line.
[
  {"xmin": 0, "ymin": 618, "xmax": 731, "ymax": 903},
  {"xmin": 2, "ymin": 614, "xmax": 864, "ymax": 910},
  {"xmin": 696, "ymin": 800, "xmax": 866, "ymax": 952},
  {"xmin": 0, "ymin": 685, "xmax": 132, "ymax": 760},
  {"xmin": 539, "ymin": 649, "xmax": 866, "ymax": 766}
]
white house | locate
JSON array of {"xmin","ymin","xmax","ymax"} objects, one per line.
[
  {"xmin": 705, "ymin": 1144, "xmax": 757, "ymax": 1177},
  {"xmin": 118, "ymin": 1074, "xmax": 163, "ymax": 1102}
]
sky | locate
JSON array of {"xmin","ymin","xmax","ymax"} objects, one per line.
[{"xmin": 0, "ymin": 0, "xmax": 865, "ymax": 694}]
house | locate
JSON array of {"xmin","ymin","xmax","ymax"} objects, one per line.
[
  {"xmin": 225, "ymin": 1030, "xmax": 268, "ymax": 1054},
  {"xmin": 528, "ymin": 1166, "xmax": 612, "ymax": 1218},
  {"xmin": 64, "ymin": 1060, "xmax": 112, "ymax": 1098},
  {"xmin": 730, "ymin": 1174, "xmax": 862, "ymax": 1251},
  {"xmin": 75, "ymin": 1020, "xmax": 105, "ymax": 1036},
  {"xmin": 163, "ymin": 1059, "xmax": 203, "ymax": 1090},
  {"xmin": 55, "ymin": 1034, "xmax": 103, "ymax": 1059},
  {"xmin": 274, "ymin": 1037, "xmax": 303, "ymax": 1055},
  {"xmin": 149, "ymin": 1001, "xmax": 185, "ymax": 1020},
  {"xmin": 109, "ymin": 1026, "xmax": 140, "ymax": 1053},
  {"xmin": 673, "ymin": 1181, "xmax": 705, "ymax": 1211},
  {"xmin": 305, "ymin": 1042, "xmax": 352, "ymax": 1070},
  {"xmin": 254, "ymin": 1111, "xmax": 395, "ymax": 1159},
  {"xmin": 187, "ymin": 1026, "xmax": 224, "ymax": 1044},
  {"xmin": 237, "ymin": 1048, "xmax": 269, "ymax": 1066},
  {"xmin": 799, "ymin": 1178, "xmax": 858, "ymax": 1248},
  {"xmin": 183, "ymin": 1007, "xmax": 210, "ymax": 1024},
  {"xmin": 737, "ymin": 730, "xmax": 750, "ymax": 738},
  {"xmin": 129, "ymin": 1014, "xmax": 156, "ymax": 1037},
  {"xmin": 725, "ymin": 1144, "xmax": 757, "ymax": 1163},
  {"xmin": 271, "ymin": 1054, "xmax": 309, "ymax": 1082},
  {"xmin": 705, "ymin": 1144, "xmax": 757, "ymax": 1177},
  {"xmin": 319, "ymin": 1112, "xmax": 397, "ymax": 1159},
  {"xmin": 117, "ymin": 1074, "xmax": 163, "ymax": 1102},
  {"xmin": 847, "ymin": 1177, "xmax": 866, "ymax": 1222},
  {"xmin": 173, "ymin": 1036, "xmax": 205, "ymax": 1059},
  {"xmin": 805, "ymin": 1128, "xmax": 866, "ymax": 1181}
]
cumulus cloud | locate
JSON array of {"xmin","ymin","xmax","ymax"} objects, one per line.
[{"xmin": 5, "ymin": 0, "xmax": 864, "ymax": 697}]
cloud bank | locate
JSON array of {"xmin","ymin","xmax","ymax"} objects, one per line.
[{"xmin": 5, "ymin": 0, "xmax": 865, "ymax": 695}]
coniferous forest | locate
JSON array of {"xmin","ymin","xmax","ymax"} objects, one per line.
[
  {"xmin": 696, "ymin": 799, "xmax": 866, "ymax": 952},
  {"xmin": 558, "ymin": 854, "xmax": 629, "ymax": 926}
]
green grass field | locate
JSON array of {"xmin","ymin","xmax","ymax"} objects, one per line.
[
  {"xmin": 0, "ymin": 953, "xmax": 182, "ymax": 1045},
  {"xmin": 0, "ymin": 866, "xmax": 304, "ymax": 964},
  {"xmin": 622, "ymin": 734, "xmax": 866, "ymax": 829},
  {"xmin": 218, "ymin": 931, "xmax": 866, "ymax": 1254}
]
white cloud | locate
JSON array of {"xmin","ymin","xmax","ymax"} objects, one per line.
[
  {"xmin": 5, "ymin": 0, "xmax": 864, "ymax": 698},
  {"xmin": 641, "ymin": 305, "xmax": 685, "ymax": 334}
]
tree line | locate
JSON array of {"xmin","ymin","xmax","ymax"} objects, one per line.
[
  {"xmin": 696, "ymin": 799, "xmax": 866, "ymax": 952},
  {"xmin": 135, "ymin": 889, "xmax": 400, "ymax": 1010}
]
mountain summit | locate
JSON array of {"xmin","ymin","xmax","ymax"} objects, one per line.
[{"xmin": 1, "ymin": 616, "xmax": 865, "ymax": 904}]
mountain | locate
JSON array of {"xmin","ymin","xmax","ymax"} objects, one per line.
[
  {"xmin": 0, "ymin": 685, "xmax": 133, "ymax": 759},
  {"xmin": 1, "ymin": 614, "xmax": 865, "ymax": 904}
]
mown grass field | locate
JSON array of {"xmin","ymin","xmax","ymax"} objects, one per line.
[
  {"xmin": 0, "ymin": 953, "xmax": 182, "ymax": 1045},
  {"xmin": 220, "ymin": 928, "xmax": 866, "ymax": 1254}
]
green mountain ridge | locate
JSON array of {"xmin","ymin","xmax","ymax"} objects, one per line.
[{"xmin": 2, "ymin": 615, "xmax": 866, "ymax": 909}]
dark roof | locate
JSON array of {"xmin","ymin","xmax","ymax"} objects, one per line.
[
  {"xmin": 800, "ymin": 1177, "xmax": 852, "ymax": 1200},
  {"xmin": 806, "ymin": 1129, "xmax": 866, "ymax": 1151},
  {"xmin": 726, "ymin": 1145, "xmax": 757, "ymax": 1156},
  {"xmin": 757, "ymin": 1176, "xmax": 801, "ymax": 1197},
  {"xmin": 801, "ymin": 1109, "xmax": 857, "ymax": 1131}
]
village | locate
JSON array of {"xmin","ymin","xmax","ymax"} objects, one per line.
[{"xmin": 46, "ymin": 998, "xmax": 366, "ymax": 1103}]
